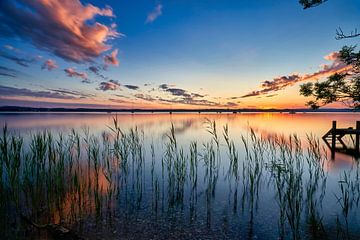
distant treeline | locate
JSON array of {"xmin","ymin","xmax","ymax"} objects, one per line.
[{"xmin": 0, "ymin": 106, "xmax": 358, "ymax": 113}]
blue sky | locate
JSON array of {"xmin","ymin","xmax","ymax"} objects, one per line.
[{"xmin": 0, "ymin": 0, "xmax": 359, "ymax": 109}]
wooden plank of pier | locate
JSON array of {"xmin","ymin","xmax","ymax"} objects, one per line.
[{"xmin": 322, "ymin": 121, "xmax": 360, "ymax": 159}]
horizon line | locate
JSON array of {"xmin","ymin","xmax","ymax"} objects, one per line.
[{"xmin": 0, "ymin": 106, "xmax": 359, "ymax": 113}]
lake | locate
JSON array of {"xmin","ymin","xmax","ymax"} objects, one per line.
[{"xmin": 1, "ymin": 112, "xmax": 360, "ymax": 239}]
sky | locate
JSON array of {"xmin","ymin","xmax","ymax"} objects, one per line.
[{"xmin": 0, "ymin": 0, "xmax": 359, "ymax": 109}]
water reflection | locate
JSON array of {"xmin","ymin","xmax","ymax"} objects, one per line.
[
  {"xmin": 3, "ymin": 112, "xmax": 358, "ymax": 167},
  {"xmin": 1, "ymin": 113, "xmax": 360, "ymax": 239}
]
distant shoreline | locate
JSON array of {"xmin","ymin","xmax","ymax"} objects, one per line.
[{"xmin": 0, "ymin": 106, "xmax": 359, "ymax": 113}]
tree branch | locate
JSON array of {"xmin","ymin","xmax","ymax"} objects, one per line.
[
  {"xmin": 300, "ymin": 0, "xmax": 328, "ymax": 9},
  {"xmin": 336, "ymin": 27, "xmax": 360, "ymax": 40}
]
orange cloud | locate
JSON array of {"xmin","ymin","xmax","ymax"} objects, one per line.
[
  {"xmin": 324, "ymin": 52, "xmax": 340, "ymax": 61},
  {"xmin": 241, "ymin": 52, "xmax": 352, "ymax": 98},
  {"xmin": 302, "ymin": 52, "xmax": 351, "ymax": 81},
  {"xmin": 0, "ymin": 0, "xmax": 120, "ymax": 63}
]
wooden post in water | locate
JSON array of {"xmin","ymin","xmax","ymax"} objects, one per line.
[
  {"xmin": 356, "ymin": 121, "xmax": 360, "ymax": 153},
  {"xmin": 330, "ymin": 121, "xmax": 336, "ymax": 159},
  {"xmin": 331, "ymin": 121, "xmax": 337, "ymax": 149}
]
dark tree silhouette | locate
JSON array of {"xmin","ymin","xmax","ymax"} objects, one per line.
[
  {"xmin": 299, "ymin": 0, "xmax": 328, "ymax": 9},
  {"xmin": 340, "ymin": 46, "xmax": 360, "ymax": 73},
  {"xmin": 298, "ymin": 0, "xmax": 360, "ymax": 109},
  {"xmin": 300, "ymin": 73, "xmax": 360, "ymax": 109}
]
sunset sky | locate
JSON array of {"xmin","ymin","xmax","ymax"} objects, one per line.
[{"xmin": 0, "ymin": 0, "xmax": 359, "ymax": 109}]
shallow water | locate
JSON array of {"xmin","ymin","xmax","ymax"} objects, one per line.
[{"xmin": 1, "ymin": 112, "xmax": 360, "ymax": 239}]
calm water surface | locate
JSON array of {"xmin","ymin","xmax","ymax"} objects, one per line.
[
  {"xmin": 1, "ymin": 112, "xmax": 360, "ymax": 239},
  {"xmin": 1, "ymin": 112, "xmax": 358, "ymax": 170}
]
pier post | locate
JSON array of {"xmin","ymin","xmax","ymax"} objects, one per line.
[
  {"xmin": 330, "ymin": 121, "xmax": 336, "ymax": 159},
  {"xmin": 331, "ymin": 121, "xmax": 337, "ymax": 148},
  {"xmin": 356, "ymin": 121, "xmax": 360, "ymax": 153}
]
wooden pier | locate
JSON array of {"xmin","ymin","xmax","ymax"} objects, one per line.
[{"xmin": 322, "ymin": 121, "xmax": 360, "ymax": 159}]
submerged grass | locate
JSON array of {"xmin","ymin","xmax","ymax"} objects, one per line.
[{"xmin": 0, "ymin": 118, "xmax": 358, "ymax": 239}]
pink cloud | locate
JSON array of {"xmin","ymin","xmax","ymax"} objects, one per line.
[
  {"xmin": 146, "ymin": 4, "xmax": 163, "ymax": 23},
  {"xmin": 42, "ymin": 59, "xmax": 58, "ymax": 71},
  {"xmin": 0, "ymin": 0, "xmax": 120, "ymax": 63},
  {"xmin": 64, "ymin": 68, "xmax": 88, "ymax": 82},
  {"xmin": 98, "ymin": 80, "xmax": 121, "ymax": 91},
  {"xmin": 104, "ymin": 49, "xmax": 119, "ymax": 66}
]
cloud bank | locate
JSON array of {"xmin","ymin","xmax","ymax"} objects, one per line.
[
  {"xmin": 0, "ymin": 85, "xmax": 89, "ymax": 100},
  {"xmin": 133, "ymin": 83, "xmax": 236, "ymax": 108},
  {"xmin": 241, "ymin": 52, "xmax": 352, "ymax": 98}
]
